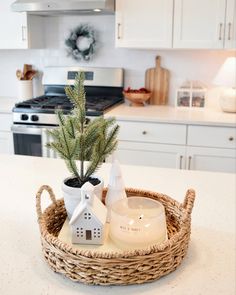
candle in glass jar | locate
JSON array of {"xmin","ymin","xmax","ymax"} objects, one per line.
[{"xmin": 109, "ymin": 197, "xmax": 167, "ymax": 249}]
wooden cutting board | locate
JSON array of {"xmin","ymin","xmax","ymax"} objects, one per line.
[{"xmin": 145, "ymin": 56, "xmax": 169, "ymax": 105}]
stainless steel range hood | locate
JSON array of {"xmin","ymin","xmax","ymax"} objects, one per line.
[{"xmin": 11, "ymin": 0, "xmax": 115, "ymax": 15}]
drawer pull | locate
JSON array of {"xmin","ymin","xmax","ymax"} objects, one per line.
[
  {"xmin": 228, "ymin": 22, "xmax": 232, "ymax": 40},
  {"xmin": 229, "ymin": 136, "xmax": 234, "ymax": 141},
  {"xmin": 142, "ymin": 131, "xmax": 147, "ymax": 135},
  {"xmin": 188, "ymin": 156, "xmax": 192, "ymax": 170},
  {"xmin": 117, "ymin": 23, "xmax": 122, "ymax": 39},
  {"xmin": 21, "ymin": 25, "xmax": 27, "ymax": 41},
  {"xmin": 219, "ymin": 23, "xmax": 223, "ymax": 40},
  {"xmin": 179, "ymin": 155, "xmax": 183, "ymax": 169}
]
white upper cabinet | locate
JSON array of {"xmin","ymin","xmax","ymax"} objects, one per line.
[
  {"xmin": 173, "ymin": 0, "xmax": 236, "ymax": 49},
  {"xmin": 225, "ymin": 0, "xmax": 236, "ymax": 48},
  {"xmin": 115, "ymin": 0, "xmax": 173, "ymax": 48},
  {"xmin": 0, "ymin": 0, "xmax": 44, "ymax": 49}
]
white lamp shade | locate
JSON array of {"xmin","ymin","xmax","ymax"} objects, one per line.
[{"xmin": 213, "ymin": 57, "xmax": 236, "ymax": 88}]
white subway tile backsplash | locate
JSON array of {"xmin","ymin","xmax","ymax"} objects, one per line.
[{"xmin": 0, "ymin": 15, "xmax": 233, "ymax": 107}]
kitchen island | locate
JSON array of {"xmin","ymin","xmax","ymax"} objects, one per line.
[{"xmin": 0, "ymin": 154, "xmax": 235, "ymax": 295}]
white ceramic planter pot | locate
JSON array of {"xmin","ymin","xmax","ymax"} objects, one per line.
[{"xmin": 62, "ymin": 176, "xmax": 104, "ymax": 219}]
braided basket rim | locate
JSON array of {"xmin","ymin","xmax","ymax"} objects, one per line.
[{"xmin": 37, "ymin": 187, "xmax": 195, "ymax": 259}]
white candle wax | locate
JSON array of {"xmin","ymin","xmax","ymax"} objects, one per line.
[{"xmin": 109, "ymin": 197, "xmax": 167, "ymax": 249}]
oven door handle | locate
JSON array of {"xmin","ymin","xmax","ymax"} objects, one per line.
[
  {"xmin": 41, "ymin": 127, "xmax": 59, "ymax": 158},
  {"xmin": 11, "ymin": 125, "xmax": 43, "ymax": 135}
]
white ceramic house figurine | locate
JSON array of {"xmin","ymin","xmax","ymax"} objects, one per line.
[
  {"xmin": 69, "ymin": 182, "xmax": 107, "ymax": 245},
  {"xmin": 105, "ymin": 159, "xmax": 127, "ymax": 222}
]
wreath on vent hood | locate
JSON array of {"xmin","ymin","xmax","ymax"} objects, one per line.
[{"xmin": 65, "ymin": 24, "xmax": 97, "ymax": 61}]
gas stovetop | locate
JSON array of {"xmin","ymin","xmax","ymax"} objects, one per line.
[
  {"xmin": 13, "ymin": 95, "xmax": 123, "ymax": 116},
  {"xmin": 12, "ymin": 66, "xmax": 124, "ymax": 125}
]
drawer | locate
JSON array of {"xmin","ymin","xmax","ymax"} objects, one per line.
[
  {"xmin": 117, "ymin": 121, "xmax": 187, "ymax": 145},
  {"xmin": 0, "ymin": 113, "xmax": 12, "ymax": 132},
  {"xmin": 0, "ymin": 131, "xmax": 13, "ymax": 154},
  {"xmin": 188, "ymin": 125, "xmax": 236, "ymax": 149}
]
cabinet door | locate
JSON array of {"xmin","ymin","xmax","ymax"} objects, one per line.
[
  {"xmin": 0, "ymin": 132, "xmax": 13, "ymax": 155},
  {"xmin": 186, "ymin": 146, "xmax": 236, "ymax": 173},
  {"xmin": 116, "ymin": 0, "xmax": 173, "ymax": 48},
  {"xmin": 115, "ymin": 141, "xmax": 186, "ymax": 169},
  {"xmin": 225, "ymin": 0, "xmax": 236, "ymax": 48},
  {"xmin": 174, "ymin": 0, "xmax": 226, "ymax": 48},
  {"xmin": 0, "ymin": 1, "xmax": 44, "ymax": 49},
  {"xmin": 0, "ymin": 0, "xmax": 28, "ymax": 49}
]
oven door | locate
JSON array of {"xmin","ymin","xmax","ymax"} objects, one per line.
[
  {"xmin": 12, "ymin": 125, "xmax": 43, "ymax": 157},
  {"xmin": 11, "ymin": 125, "xmax": 57, "ymax": 158}
]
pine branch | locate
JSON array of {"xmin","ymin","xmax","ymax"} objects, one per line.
[{"xmin": 46, "ymin": 72, "xmax": 120, "ymax": 186}]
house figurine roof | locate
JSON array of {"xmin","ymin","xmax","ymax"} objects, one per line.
[{"xmin": 69, "ymin": 182, "xmax": 107, "ymax": 226}]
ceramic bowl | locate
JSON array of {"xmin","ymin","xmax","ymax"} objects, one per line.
[{"xmin": 123, "ymin": 91, "xmax": 151, "ymax": 107}]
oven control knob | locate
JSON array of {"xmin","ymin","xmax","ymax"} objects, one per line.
[
  {"xmin": 31, "ymin": 115, "xmax": 39, "ymax": 122},
  {"xmin": 21, "ymin": 114, "xmax": 29, "ymax": 121}
]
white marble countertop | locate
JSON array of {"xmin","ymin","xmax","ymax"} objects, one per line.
[
  {"xmin": 0, "ymin": 154, "xmax": 235, "ymax": 295},
  {"xmin": 105, "ymin": 104, "xmax": 236, "ymax": 127},
  {"xmin": 0, "ymin": 96, "xmax": 17, "ymax": 113},
  {"xmin": 1, "ymin": 97, "xmax": 236, "ymax": 127}
]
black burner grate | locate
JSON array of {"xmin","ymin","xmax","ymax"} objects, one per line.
[{"xmin": 14, "ymin": 95, "xmax": 123, "ymax": 115}]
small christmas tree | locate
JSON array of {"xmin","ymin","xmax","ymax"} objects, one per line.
[{"xmin": 46, "ymin": 72, "xmax": 119, "ymax": 187}]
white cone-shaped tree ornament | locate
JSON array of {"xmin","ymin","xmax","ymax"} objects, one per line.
[{"xmin": 105, "ymin": 160, "xmax": 127, "ymax": 222}]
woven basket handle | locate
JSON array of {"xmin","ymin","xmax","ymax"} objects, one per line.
[
  {"xmin": 182, "ymin": 189, "xmax": 195, "ymax": 216},
  {"xmin": 36, "ymin": 185, "xmax": 57, "ymax": 220}
]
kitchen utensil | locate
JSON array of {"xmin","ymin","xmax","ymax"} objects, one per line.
[
  {"xmin": 25, "ymin": 70, "xmax": 37, "ymax": 80},
  {"xmin": 16, "ymin": 69, "xmax": 23, "ymax": 80},
  {"xmin": 145, "ymin": 56, "xmax": 169, "ymax": 105},
  {"xmin": 23, "ymin": 64, "xmax": 32, "ymax": 77}
]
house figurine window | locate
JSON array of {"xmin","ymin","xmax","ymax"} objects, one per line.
[{"xmin": 84, "ymin": 212, "xmax": 91, "ymax": 220}]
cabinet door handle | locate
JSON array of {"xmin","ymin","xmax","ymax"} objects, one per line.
[
  {"xmin": 188, "ymin": 156, "xmax": 192, "ymax": 170},
  {"xmin": 228, "ymin": 22, "xmax": 232, "ymax": 40},
  {"xmin": 179, "ymin": 155, "xmax": 183, "ymax": 169},
  {"xmin": 142, "ymin": 131, "xmax": 147, "ymax": 135},
  {"xmin": 219, "ymin": 23, "xmax": 223, "ymax": 40},
  {"xmin": 117, "ymin": 23, "xmax": 122, "ymax": 39},
  {"xmin": 229, "ymin": 136, "xmax": 234, "ymax": 141},
  {"xmin": 21, "ymin": 25, "xmax": 27, "ymax": 41}
]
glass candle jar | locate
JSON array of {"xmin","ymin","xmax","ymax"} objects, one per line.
[{"xmin": 109, "ymin": 197, "xmax": 167, "ymax": 249}]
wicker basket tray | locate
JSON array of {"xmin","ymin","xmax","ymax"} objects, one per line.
[{"xmin": 36, "ymin": 185, "xmax": 195, "ymax": 286}]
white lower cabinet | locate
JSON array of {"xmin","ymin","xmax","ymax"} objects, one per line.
[
  {"xmin": 0, "ymin": 132, "xmax": 13, "ymax": 155},
  {"xmin": 115, "ymin": 120, "xmax": 187, "ymax": 169},
  {"xmin": 116, "ymin": 141, "xmax": 186, "ymax": 169},
  {"xmin": 186, "ymin": 146, "xmax": 236, "ymax": 173},
  {"xmin": 114, "ymin": 120, "xmax": 236, "ymax": 173},
  {"xmin": 0, "ymin": 113, "xmax": 14, "ymax": 155},
  {"xmin": 187, "ymin": 125, "xmax": 236, "ymax": 173}
]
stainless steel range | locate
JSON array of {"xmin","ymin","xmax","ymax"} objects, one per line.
[{"xmin": 12, "ymin": 66, "xmax": 124, "ymax": 157}]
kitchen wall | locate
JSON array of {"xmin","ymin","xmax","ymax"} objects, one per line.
[{"xmin": 0, "ymin": 15, "xmax": 234, "ymax": 108}]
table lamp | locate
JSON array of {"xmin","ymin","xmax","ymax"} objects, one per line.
[{"xmin": 213, "ymin": 56, "xmax": 236, "ymax": 113}]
